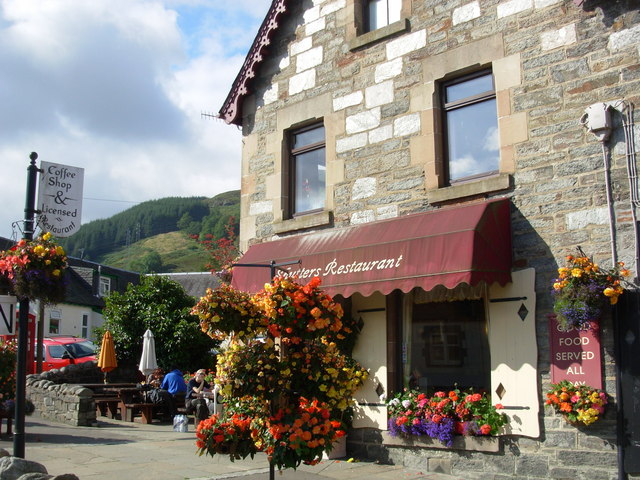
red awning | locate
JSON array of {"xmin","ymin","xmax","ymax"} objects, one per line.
[{"xmin": 231, "ymin": 199, "xmax": 512, "ymax": 297}]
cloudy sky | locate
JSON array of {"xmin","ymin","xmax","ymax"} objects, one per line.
[{"xmin": 0, "ymin": 0, "xmax": 273, "ymax": 239}]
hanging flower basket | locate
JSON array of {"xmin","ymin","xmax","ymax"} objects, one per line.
[
  {"xmin": 0, "ymin": 232, "xmax": 68, "ymax": 304},
  {"xmin": 546, "ymin": 380, "xmax": 608, "ymax": 426},
  {"xmin": 552, "ymin": 248, "xmax": 629, "ymax": 330}
]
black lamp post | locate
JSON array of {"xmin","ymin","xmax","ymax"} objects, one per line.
[{"xmin": 13, "ymin": 152, "xmax": 40, "ymax": 458}]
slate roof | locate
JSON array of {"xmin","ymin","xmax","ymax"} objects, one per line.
[{"xmin": 156, "ymin": 272, "xmax": 220, "ymax": 299}]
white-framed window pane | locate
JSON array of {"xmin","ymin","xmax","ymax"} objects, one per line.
[
  {"xmin": 49, "ymin": 318, "xmax": 60, "ymax": 334},
  {"xmin": 295, "ymin": 149, "xmax": 326, "ymax": 213},
  {"xmin": 99, "ymin": 277, "xmax": 111, "ymax": 297},
  {"xmin": 291, "ymin": 124, "xmax": 325, "ymax": 216},
  {"xmin": 366, "ymin": 0, "xmax": 401, "ymax": 31},
  {"xmin": 446, "ymin": 99, "xmax": 499, "ymax": 181},
  {"xmin": 82, "ymin": 314, "xmax": 89, "ymax": 338},
  {"xmin": 443, "ymin": 71, "xmax": 498, "ymax": 183},
  {"xmin": 388, "ymin": 0, "xmax": 401, "ymax": 23}
]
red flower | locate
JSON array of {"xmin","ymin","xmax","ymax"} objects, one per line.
[{"xmin": 479, "ymin": 424, "xmax": 491, "ymax": 435}]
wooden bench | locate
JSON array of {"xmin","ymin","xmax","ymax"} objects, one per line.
[
  {"xmin": 95, "ymin": 397, "xmax": 121, "ymax": 419},
  {"xmin": 123, "ymin": 403, "xmax": 154, "ymax": 424},
  {"xmin": 0, "ymin": 411, "xmax": 12, "ymax": 436}
]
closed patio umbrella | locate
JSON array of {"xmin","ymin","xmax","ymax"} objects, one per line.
[
  {"xmin": 97, "ymin": 330, "xmax": 117, "ymax": 383},
  {"xmin": 139, "ymin": 329, "xmax": 158, "ymax": 382}
]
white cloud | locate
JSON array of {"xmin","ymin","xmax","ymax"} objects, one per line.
[
  {"xmin": 0, "ymin": 0, "xmax": 272, "ymax": 239},
  {"xmin": 483, "ymin": 126, "xmax": 500, "ymax": 152},
  {"xmin": 449, "ymin": 154, "xmax": 479, "ymax": 179}
]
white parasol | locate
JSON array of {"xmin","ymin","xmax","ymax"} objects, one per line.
[{"xmin": 139, "ymin": 329, "xmax": 158, "ymax": 380}]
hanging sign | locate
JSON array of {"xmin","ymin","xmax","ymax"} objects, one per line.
[
  {"xmin": 0, "ymin": 295, "xmax": 17, "ymax": 335},
  {"xmin": 37, "ymin": 161, "xmax": 84, "ymax": 237},
  {"xmin": 549, "ymin": 315, "xmax": 602, "ymax": 390}
]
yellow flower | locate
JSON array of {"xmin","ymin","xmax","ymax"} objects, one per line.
[
  {"xmin": 52, "ymin": 269, "xmax": 61, "ymax": 277},
  {"xmin": 55, "ymin": 246, "xmax": 65, "ymax": 256},
  {"xmin": 42, "ymin": 232, "xmax": 51, "ymax": 241},
  {"xmin": 571, "ymin": 268, "xmax": 583, "ymax": 278}
]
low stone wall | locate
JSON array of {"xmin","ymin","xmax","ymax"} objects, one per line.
[
  {"xmin": 26, "ymin": 362, "xmax": 142, "ymax": 427},
  {"xmin": 26, "ymin": 376, "xmax": 96, "ymax": 427},
  {"xmin": 36, "ymin": 361, "xmax": 102, "ymax": 385}
]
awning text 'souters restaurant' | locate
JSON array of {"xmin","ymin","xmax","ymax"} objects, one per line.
[{"xmin": 232, "ymin": 199, "xmax": 512, "ymax": 297}]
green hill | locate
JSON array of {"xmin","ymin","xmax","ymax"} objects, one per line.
[
  {"xmin": 61, "ymin": 190, "xmax": 240, "ymax": 273},
  {"xmin": 99, "ymin": 231, "xmax": 210, "ymax": 273}
]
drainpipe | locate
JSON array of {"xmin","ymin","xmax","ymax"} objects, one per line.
[{"xmin": 580, "ymin": 102, "xmax": 626, "ymax": 480}]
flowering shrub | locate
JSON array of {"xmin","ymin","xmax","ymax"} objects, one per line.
[
  {"xmin": 546, "ymin": 380, "xmax": 607, "ymax": 426},
  {"xmin": 197, "ymin": 396, "xmax": 343, "ymax": 469},
  {"xmin": 0, "ymin": 232, "xmax": 68, "ymax": 303},
  {"xmin": 552, "ymin": 250, "xmax": 629, "ymax": 330},
  {"xmin": 0, "ymin": 339, "xmax": 34, "ymax": 416},
  {"xmin": 0, "ymin": 339, "xmax": 17, "ymax": 400},
  {"xmin": 196, "ymin": 411, "xmax": 259, "ymax": 460},
  {"xmin": 386, "ymin": 388, "xmax": 508, "ymax": 446},
  {"xmin": 191, "ymin": 284, "xmax": 262, "ymax": 341},
  {"xmin": 216, "ymin": 336, "xmax": 367, "ymax": 413},
  {"xmin": 191, "ymin": 276, "xmax": 367, "ymax": 470},
  {"xmin": 252, "ymin": 276, "xmax": 344, "ymax": 344}
]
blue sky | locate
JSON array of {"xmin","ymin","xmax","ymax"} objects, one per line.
[{"xmin": 0, "ymin": 0, "xmax": 272, "ymax": 239}]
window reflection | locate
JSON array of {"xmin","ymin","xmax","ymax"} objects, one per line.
[{"xmin": 443, "ymin": 71, "xmax": 499, "ymax": 183}]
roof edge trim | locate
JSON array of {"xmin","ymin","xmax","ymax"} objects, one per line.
[{"xmin": 218, "ymin": 0, "xmax": 289, "ymax": 126}]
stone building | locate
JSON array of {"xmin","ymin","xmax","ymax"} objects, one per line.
[{"xmin": 219, "ymin": 1, "xmax": 640, "ymax": 478}]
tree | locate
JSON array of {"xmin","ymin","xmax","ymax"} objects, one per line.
[
  {"xmin": 129, "ymin": 250, "xmax": 163, "ymax": 273},
  {"xmin": 192, "ymin": 216, "xmax": 241, "ymax": 273},
  {"xmin": 96, "ymin": 275, "xmax": 216, "ymax": 373}
]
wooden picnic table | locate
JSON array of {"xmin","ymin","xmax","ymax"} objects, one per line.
[{"xmin": 103, "ymin": 386, "xmax": 155, "ymax": 424}]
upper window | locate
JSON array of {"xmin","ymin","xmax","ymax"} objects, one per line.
[
  {"xmin": 289, "ymin": 123, "xmax": 326, "ymax": 217},
  {"xmin": 442, "ymin": 70, "xmax": 499, "ymax": 184},
  {"xmin": 365, "ymin": 0, "xmax": 401, "ymax": 32},
  {"xmin": 99, "ymin": 276, "xmax": 111, "ymax": 297}
]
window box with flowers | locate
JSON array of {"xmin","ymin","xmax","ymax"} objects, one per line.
[
  {"xmin": 545, "ymin": 380, "xmax": 608, "ymax": 426},
  {"xmin": 552, "ymin": 248, "xmax": 630, "ymax": 331},
  {"xmin": 384, "ymin": 389, "xmax": 507, "ymax": 452}
]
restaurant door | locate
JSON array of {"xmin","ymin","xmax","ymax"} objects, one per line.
[{"xmin": 617, "ymin": 290, "xmax": 640, "ymax": 473}]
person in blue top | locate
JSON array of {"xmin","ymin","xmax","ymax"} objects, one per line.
[{"xmin": 160, "ymin": 367, "xmax": 187, "ymax": 396}]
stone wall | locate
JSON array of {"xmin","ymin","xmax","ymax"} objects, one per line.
[
  {"xmin": 25, "ymin": 362, "xmax": 140, "ymax": 427},
  {"xmin": 26, "ymin": 376, "xmax": 96, "ymax": 427},
  {"xmin": 235, "ymin": 0, "xmax": 640, "ymax": 478}
]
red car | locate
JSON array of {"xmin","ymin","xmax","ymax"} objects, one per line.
[{"xmin": 37, "ymin": 336, "xmax": 97, "ymax": 372}]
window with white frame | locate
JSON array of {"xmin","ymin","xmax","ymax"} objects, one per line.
[
  {"xmin": 442, "ymin": 70, "xmax": 499, "ymax": 184},
  {"xmin": 365, "ymin": 0, "xmax": 401, "ymax": 32},
  {"xmin": 99, "ymin": 276, "xmax": 111, "ymax": 297},
  {"xmin": 288, "ymin": 123, "xmax": 326, "ymax": 217},
  {"xmin": 49, "ymin": 310, "xmax": 61, "ymax": 334},
  {"xmin": 81, "ymin": 313, "xmax": 89, "ymax": 338}
]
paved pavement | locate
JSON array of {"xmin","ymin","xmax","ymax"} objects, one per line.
[{"xmin": 0, "ymin": 416, "xmax": 463, "ymax": 480}]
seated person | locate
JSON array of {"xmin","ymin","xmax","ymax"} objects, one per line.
[
  {"xmin": 185, "ymin": 369, "xmax": 212, "ymax": 422},
  {"xmin": 161, "ymin": 367, "xmax": 188, "ymax": 396},
  {"xmin": 159, "ymin": 366, "xmax": 187, "ymax": 417}
]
